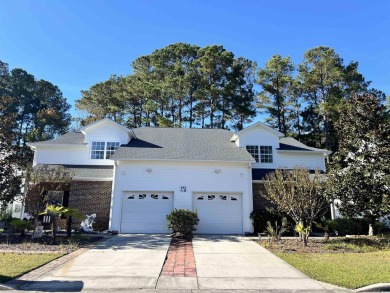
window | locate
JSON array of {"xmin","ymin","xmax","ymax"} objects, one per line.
[
  {"xmin": 91, "ymin": 141, "xmax": 120, "ymax": 159},
  {"xmin": 260, "ymin": 146, "xmax": 273, "ymax": 163},
  {"xmin": 139, "ymin": 194, "xmax": 146, "ymax": 199},
  {"xmin": 219, "ymin": 195, "xmax": 227, "ymax": 200},
  {"xmin": 91, "ymin": 141, "xmax": 105, "ymax": 159},
  {"xmin": 246, "ymin": 145, "xmax": 259, "ymax": 162},
  {"xmin": 208, "ymin": 195, "xmax": 215, "ymax": 200},
  {"xmin": 106, "ymin": 142, "xmax": 120, "ymax": 159},
  {"xmin": 151, "ymin": 194, "xmax": 158, "ymax": 199}
]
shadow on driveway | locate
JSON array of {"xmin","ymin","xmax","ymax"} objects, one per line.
[{"xmin": 10, "ymin": 279, "xmax": 83, "ymax": 292}]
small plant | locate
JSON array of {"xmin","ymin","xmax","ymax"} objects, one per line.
[
  {"xmin": 40, "ymin": 205, "xmax": 68, "ymax": 242},
  {"xmin": 166, "ymin": 209, "xmax": 199, "ymax": 236},
  {"xmin": 315, "ymin": 217, "xmax": 336, "ymax": 242},
  {"xmin": 266, "ymin": 217, "xmax": 288, "ymax": 242},
  {"xmin": 63, "ymin": 208, "xmax": 83, "ymax": 237},
  {"xmin": 10, "ymin": 219, "xmax": 33, "ymax": 237},
  {"xmin": 295, "ymin": 222, "xmax": 310, "ymax": 246}
]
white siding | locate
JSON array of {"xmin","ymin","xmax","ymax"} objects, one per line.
[
  {"xmin": 33, "ymin": 120, "xmax": 130, "ymax": 166},
  {"xmin": 83, "ymin": 121, "xmax": 130, "ymax": 145},
  {"xmin": 33, "ymin": 145, "xmax": 115, "ymax": 166},
  {"xmin": 275, "ymin": 152, "xmax": 326, "ymax": 171},
  {"xmin": 110, "ymin": 161, "xmax": 253, "ymax": 234},
  {"xmin": 236, "ymin": 125, "xmax": 326, "ymax": 171}
]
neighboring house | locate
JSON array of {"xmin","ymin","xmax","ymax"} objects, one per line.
[{"xmin": 28, "ymin": 118, "xmax": 329, "ymax": 234}]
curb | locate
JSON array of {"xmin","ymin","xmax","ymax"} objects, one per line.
[{"xmin": 355, "ymin": 283, "xmax": 390, "ymax": 292}]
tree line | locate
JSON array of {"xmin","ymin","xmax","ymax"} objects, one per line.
[
  {"xmin": 0, "ymin": 60, "xmax": 71, "ymax": 205},
  {"xmin": 76, "ymin": 43, "xmax": 387, "ymax": 152}
]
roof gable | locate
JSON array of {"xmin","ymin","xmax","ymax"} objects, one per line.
[
  {"xmin": 80, "ymin": 118, "xmax": 133, "ymax": 135},
  {"xmin": 230, "ymin": 122, "xmax": 284, "ymax": 142}
]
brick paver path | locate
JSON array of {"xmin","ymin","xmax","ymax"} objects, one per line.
[{"xmin": 161, "ymin": 237, "xmax": 197, "ymax": 277}]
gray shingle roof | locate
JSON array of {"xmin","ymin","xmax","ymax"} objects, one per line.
[
  {"xmin": 30, "ymin": 132, "xmax": 85, "ymax": 146},
  {"xmin": 111, "ymin": 127, "xmax": 255, "ymax": 162},
  {"xmin": 279, "ymin": 137, "xmax": 329, "ymax": 153},
  {"xmin": 34, "ymin": 164, "xmax": 113, "ymax": 179}
]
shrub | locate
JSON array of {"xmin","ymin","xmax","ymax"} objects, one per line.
[
  {"xmin": 166, "ymin": 209, "xmax": 199, "ymax": 236},
  {"xmin": 250, "ymin": 208, "xmax": 294, "ymax": 235},
  {"xmin": 0, "ymin": 209, "xmax": 13, "ymax": 224},
  {"xmin": 10, "ymin": 219, "xmax": 33, "ymax": 236},
  {"xmin": 330, "ymin": 218, "xmax": 370, "ymax": 235}
]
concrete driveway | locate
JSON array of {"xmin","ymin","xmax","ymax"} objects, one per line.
[
  {"xmin": 13, "ymin": 234, "xmax": 350, "ymax": 292},
  {"xmin": 193, "ymin": 236, "xmax": 346, "ymax": 291},
  {"xmin": 18, "ymin": 234, "xmax": 171, "ymax": 291}
]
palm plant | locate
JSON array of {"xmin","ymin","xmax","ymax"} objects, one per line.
[{"xmin": 40, "ymin": 205, "xmax": 68, "ymax": 242}]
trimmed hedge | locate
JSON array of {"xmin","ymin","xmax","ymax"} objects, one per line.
[{"xmin": 166, "ymin": 209, "xmax": 199, "ymax": 236}]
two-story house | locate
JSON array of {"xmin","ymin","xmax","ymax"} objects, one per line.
[{"xmin": 29, "ymin": 118, "xmax": 329, "ymax": 234}]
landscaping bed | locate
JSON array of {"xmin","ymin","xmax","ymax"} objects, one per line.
[
  {"xmin": 257, "ymin": 236, "xmax": 390, "ymax": 289},
  {"xmin": 0, "ymin": 233, "xmax": 108, "ymax": 253}
]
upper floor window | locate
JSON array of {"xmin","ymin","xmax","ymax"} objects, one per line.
[
  {"xmin": 106, "ymin": 142, "xmax": 120, "ymax": 159},
  {"xmin": 260, "ymin": 146, "xmax": 273, "ymax": 163},
  {"xmin": 91, "ymin": 141, "xmax": 120, "ymax": 159},
  {"xmin": 246, "ymin": 145, "xmax": 273, "ymax": 163},
  {"xmin": 246, "ymin": 145, "xmax": 259, "ymax": 162}
]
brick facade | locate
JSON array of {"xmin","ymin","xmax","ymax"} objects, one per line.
[
  {"xmin": 252, "ymin": 182, "xmax": 275, "ymax": 210},
  {"xmin": 68, "ymin": 181, "xmax": 112, "ymax": 231}
]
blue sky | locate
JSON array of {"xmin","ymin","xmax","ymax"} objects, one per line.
[{"xmin": 1, "ymin": 1, "xmax": 389, "ymax": 117}]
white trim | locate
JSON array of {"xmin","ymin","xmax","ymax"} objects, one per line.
[
  {"xmin": 230, "ymin": 122, "xmax": 285, "ymax": 141},
  {"xmin": 80, "ymin": 118, "xmax": 132, "ymax": 134},
  {"xmin": 277, "ymin": 149, "xmax": 330, "ymax": 155},
  {"xmin": 111, "ymin": 158, "xmax": 255, "ymax": 164},
  {"xmin": 28, "ymin": 144, "xmax": 87, "ymax": 149}
]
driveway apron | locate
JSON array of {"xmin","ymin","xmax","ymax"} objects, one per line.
[
  {"xmin": 19, "ymin": 234, "xmax": 171, "ymax": 291},
  {"xmin": 193, "ymin": 236, "xmax": 335, "ymax": 291}
]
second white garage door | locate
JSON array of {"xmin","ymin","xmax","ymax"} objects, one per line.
[
  {"xmin": 121, "ymin": 191, "xmax": 173, "ymax": 233},
  {"xmin": 193, "ymin": 193, "xmax": 243, "ymax": 234}
]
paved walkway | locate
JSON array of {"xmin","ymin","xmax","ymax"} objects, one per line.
[
  {"xmin": 161, "ymin": 237, "xmax": 196, "ymax": 277},
  {"xmin": 3, "ymin": 234, "xmax": 352, "ymax": 292}
]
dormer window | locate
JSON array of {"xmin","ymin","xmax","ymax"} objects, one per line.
[
  {"xmin": 246, "ymin": 145, "xmax": 259, "ymax": 162},
  {"xmin": 246, "ymin": 145, "xmax": 273, "ymax": 163},
  {"xmin": 260, "ymin": 146, "xmax": 273, "ymax": 163},
  {"xmin": 91, "ymin": 141, "xmax": 120, "ymax": 159}
]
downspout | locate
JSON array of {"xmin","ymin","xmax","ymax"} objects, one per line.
[{"xmin": 108, "ymin": 160, "xmax": 118, "ymax": 232}]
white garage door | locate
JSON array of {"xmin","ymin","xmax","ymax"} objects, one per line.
[
  {"xmin": 193, "ymin": 193, "xmax": 243, "ymax": 234},
  {"xmin": 121, "ymin": 191, "xmax": 173, "ymax": 233}
]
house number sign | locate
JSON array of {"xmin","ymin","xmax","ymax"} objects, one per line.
[{"xmin": 180, "ymin": 186, "xmax": 187, "ymax": 192}]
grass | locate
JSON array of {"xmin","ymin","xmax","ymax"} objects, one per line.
[
  {"xmin": 0, "ymin": 252, "xmax": 64, "ymax": 283},
  {"xmin": 277, "ymin": 251, "xmax": 390, "ymax": 289},
  {"xmin": 324, "ymin": 237, "xmax": 390, "ymax": 253}
]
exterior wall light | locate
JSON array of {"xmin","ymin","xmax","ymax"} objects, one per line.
[
  {"xmin": 146, "ymin": 168, "xmax": 152, "ymax": 173},
  {"xmin": 215, "ymin": 169, "xmax": 221, "ymax": 174}
]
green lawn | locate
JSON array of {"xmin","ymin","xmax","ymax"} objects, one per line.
[
  {"xmin": 277, "ymin": 251, "xmax": 390, "ymax": 289},
  {"xmin": 0, "ymin": 253, "xmax": 64, "ymax": 283}
]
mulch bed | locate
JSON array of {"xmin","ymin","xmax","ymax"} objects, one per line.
[
  {"xmin": 0, "ymin": 233, "xmax": 107, "ymax": 253},
  {"xmin": 257, "ymin": 236, "xmax": 390, "ymax": 254}
]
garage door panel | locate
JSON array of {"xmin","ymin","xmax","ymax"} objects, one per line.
[
  {"xmin": 193, "ymin": 193, "xmax": 243, "ymax": 234},
  {"xmin": 121, "ymin": 191, "xmax": 173, "ymax": 233}
]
